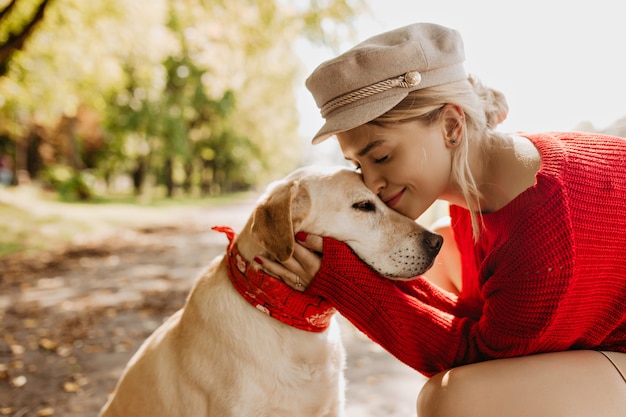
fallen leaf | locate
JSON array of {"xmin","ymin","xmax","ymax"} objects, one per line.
[
  {"xmin": 56, "ymin": 344, "xmax": 72, "ymax": 358},
  {"xmin": 38, "ymin": 407, "xmax": 55, "ymax": 416},
  {"xmin": 10, "ymin": 344, "xmax": 25, "ymax": 356},
  {"xmin": 63, "ymin": 381, "xmax": 79, "ymax": 393},
  {"xmin": 10, "ymin": 375, "xmax": 27, "ymax": 388},
  {"xmin": 39, "ymin": 338, "xmax": 59, "ymax": 351},
  {"xmin": 23, "ymin": 318, "xmax": 39, "ymax": 328},
  {"xmin": 73, "ymin": 374, "xmax": 89, "ymax": 387}
]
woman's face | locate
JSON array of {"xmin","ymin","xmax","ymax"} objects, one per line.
[{"xmin": 337, "ymin": 118, "xmax": 454, "ymax": 220}]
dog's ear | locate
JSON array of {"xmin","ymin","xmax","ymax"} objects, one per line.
[{"xmin": 251, "ymin": 180, "xmax": 309, "ymax": 262}]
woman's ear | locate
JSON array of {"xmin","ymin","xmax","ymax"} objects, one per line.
[{"xmin": 441, "ymin": 104, "xmax": 465, "ymax": 148}]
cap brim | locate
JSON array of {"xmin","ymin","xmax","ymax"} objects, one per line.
[{"xmin": 311, "ymin": 88, "xmax": 409, "ymax": 144}]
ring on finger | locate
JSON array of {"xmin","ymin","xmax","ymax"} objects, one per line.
[{"xmin": 295, "ymin": 275, "xmax": 303, "ymax": 287}]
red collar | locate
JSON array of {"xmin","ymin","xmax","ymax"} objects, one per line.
[{"xmin": 212, "ymin": 226, "xmax": 335, "ymax": 333}]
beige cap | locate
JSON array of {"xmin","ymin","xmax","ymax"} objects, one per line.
[{"xmin": 306, "ymin": 22, "xmax": 467, "ymax": 144}]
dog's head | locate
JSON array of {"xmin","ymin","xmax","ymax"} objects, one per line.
[{"xmin": 248, "ymin": 166, "xmax": 442, "ymax": 279}]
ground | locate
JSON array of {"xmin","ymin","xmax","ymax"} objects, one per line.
[{"xmin": 0, "ymin": 190, "xmax": 426, "ymax": 417}]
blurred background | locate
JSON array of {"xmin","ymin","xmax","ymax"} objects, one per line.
[
  {"xmin": 1, "ymin": 0, "xmax": 625, "ymax": 205},
  {"xmin": 1, "ymin": 0, "xmax": 625, "ymax": 415}
]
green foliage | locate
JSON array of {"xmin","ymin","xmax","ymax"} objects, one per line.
[
  {"xmin": 0, "ymin": 0, "xmax": 366, "ymax": 197},
  {"xmin": 40, "ymin": 165, "xmax": 95, "ymax": 201}
]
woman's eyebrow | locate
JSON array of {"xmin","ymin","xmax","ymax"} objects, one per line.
[{"xmin": 357, "ymin": 139, "xmax": 385, "ymax": 157}]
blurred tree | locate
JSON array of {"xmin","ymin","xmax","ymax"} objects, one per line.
[
  {"xmin": 0, "ymin": 0, "xmax": 52, "ymax": 76},
  {"xmin": 0, "ymin": 0, "xmax": 174, "ymax": 189},
  {"xmin": 0, "ymin": 0, "xmax": 365, "ymax": 198}
]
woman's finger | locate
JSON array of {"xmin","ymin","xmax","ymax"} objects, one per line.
[
  {"xmin": 253, "ymin": 254, "xmax": 309, "ymax": 292},
  {"xmin": 253, "ymin": 233, "xmax": 325, "ymax": 292},
  {"xmin": 295, "ymin": 232, "xmax": 324, "ymax": 253},
  {"xmin": 292, "ymin": 242, "xmax": 322, "ymax": 278}
]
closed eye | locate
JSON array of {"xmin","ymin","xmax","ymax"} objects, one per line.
[
  {"xmin": 352, "ymin": 200, "xmax": 376, "ymax": 212},
  {"xmin": 374, "ymin": 155, "xmax": 388, "ymax": 164}
]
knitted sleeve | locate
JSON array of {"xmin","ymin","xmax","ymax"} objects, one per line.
[{"xmin": 306, "ymin": 237, "xmax": 482, "ymax": 376}]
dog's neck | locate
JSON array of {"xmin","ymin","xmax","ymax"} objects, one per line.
[{"xmin": 212, "ymin": 226, "xmax": 335, "ymax": 333}]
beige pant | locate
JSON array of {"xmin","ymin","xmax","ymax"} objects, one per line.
[{"xmin": 417, "ymin": 350, "xmax": 626, "ymax": 417}]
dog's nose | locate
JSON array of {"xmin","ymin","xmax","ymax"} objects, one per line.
[{"xmin": 423, "ymin": 231, "xmax": 443, "ymax": 256}]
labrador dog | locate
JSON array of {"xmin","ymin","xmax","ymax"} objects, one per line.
[{"xmin": 99, "ymin": 166, "xmax": 442, "ymax": 417}]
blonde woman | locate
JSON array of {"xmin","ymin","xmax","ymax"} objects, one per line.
[{"xmin": 256, "ymin": 23, "xmax": 626, "ymax": 416}]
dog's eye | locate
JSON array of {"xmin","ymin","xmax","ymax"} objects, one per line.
[{"xmin": 352, "ymin": 200, "xmax": 376, "ymax": 212}]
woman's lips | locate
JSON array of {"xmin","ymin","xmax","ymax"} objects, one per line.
[{"xmin": 383, "ymin": 188, "xmax": 405, "ymax": 208}]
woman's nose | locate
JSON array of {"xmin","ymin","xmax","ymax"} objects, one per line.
[{"xmin": 363, "ymin": 172, "xmax": 386, "ymax": 195}]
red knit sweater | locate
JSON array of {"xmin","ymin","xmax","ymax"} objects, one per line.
[{"xmin": 307, "ymin": 132, "xmax": 626, "ymax": 377}]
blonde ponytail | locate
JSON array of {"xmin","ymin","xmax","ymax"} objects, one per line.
[{"xmin": 468, "ymin": 75, "xmax": 509, "ymax": 129}]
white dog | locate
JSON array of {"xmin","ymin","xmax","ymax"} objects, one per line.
[{"xmin": 99, "ymin": 166, "xmax": 442, "ymax": 417}]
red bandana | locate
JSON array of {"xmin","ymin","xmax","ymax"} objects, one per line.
[{"xmin": 212, "ymin": 226, "xmax": 336, "ymax": 333}]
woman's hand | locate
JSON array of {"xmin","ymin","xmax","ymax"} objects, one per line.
[{"xmin": 254, "ymin": 232, "xmax": 323, "ymax": 292}]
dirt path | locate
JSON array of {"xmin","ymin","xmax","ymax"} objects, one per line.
[{"xmin": 0, "ymin": 198, "xmax": 425, "ymax": 417}]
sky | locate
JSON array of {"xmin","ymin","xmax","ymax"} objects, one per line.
[{"xmin": 297, "ymin": 0, "xmax": 626, "ymax": 162}]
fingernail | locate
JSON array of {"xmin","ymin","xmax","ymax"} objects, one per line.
[
  {"xmin": 295, "ymin": 231, "xmax": 308, "ymax": 242},
  {"xmin": 253, "ymin": 256, "xmax": 263, "ymax": 265}
]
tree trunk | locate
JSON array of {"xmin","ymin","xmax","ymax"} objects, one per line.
[
  {"xmin": 164, "ymin": 157, "xmax": 174, "ymax": 198},
  {"xmin": 0, "ymin": 0, "xmax": 53, "ymax": 76}
]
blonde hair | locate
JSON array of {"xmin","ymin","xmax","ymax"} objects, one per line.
[{"xmin": 371, "ymin": 75, "xmax": 509, "ymax": 240}]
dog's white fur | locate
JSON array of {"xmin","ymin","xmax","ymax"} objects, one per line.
[{"xmin": 99, "ymin": 166, "xmax": 441, "ymax": 417}]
